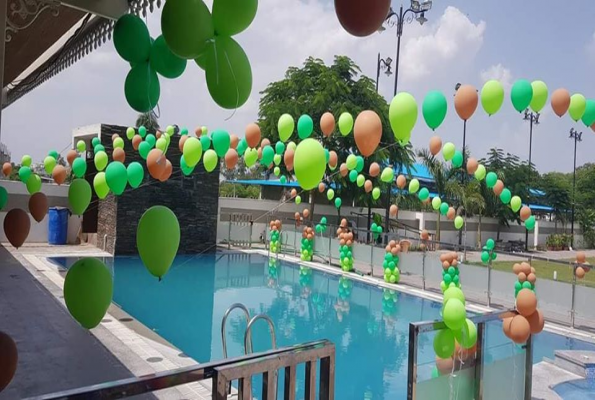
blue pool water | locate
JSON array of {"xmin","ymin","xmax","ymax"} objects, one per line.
[
  {"xmin": 553, "ymin": 379, "xmax": 595, "ymax": 399},
  {"xmin": 50, "ymin": 253, "xmax": 595, "ymax": 399}
]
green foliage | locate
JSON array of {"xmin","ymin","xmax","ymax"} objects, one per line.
[
  {"xmin": 578, "ymin": 208, "xmax": 595, "ymax": 248},
  {"xmin": 219, "ymin": 182, "xmax": 260, "ymax": 199},
  {"xmin": 545, "ymin": 233, "xmax": 571, "ymax": 250}
]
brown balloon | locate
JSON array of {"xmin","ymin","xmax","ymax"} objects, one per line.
[
  {"xmin": 519, "ymin": 206, "xmax": 531, "ymax": 222},
  {"xmin": 369, "ymin": 162, "xmax": 380, "ymax": 177},
  {"xmin": 334, "ymin": 0, "xmax": 391, "ymax": 37},
  {"xmin": 132, "ymin": 135, "xmax": 142, "ymax": 151},
  {"xmin": 147, "ymin": 149, "xmax": 167, "ymax": 180},
  {"xmin": 509, "ymin": 315, "xmax": 531, "ymax": 344},
  {"xmin": 28, "ymin": 192, "xmax": 48, "ymax": 223},
  {"xmin": 257, "ymin": 147, "xmax": 263, "ymax": 160},
  {"xmin": 111, "ymin": 133, "xmax": 119, "ymax": 142},
  {"xmin": 502, "ymin": 316, "xmax": 513, "ymax": 339},
  {"xmin": 396, "ymin": 175, "xmax": 406, "ymax": 189},
  {"xmin": 290, "ymin": 189, "xmax": 297, "ymax": 198},
  {"xmin": 4, "ymin": 208, "xmax": 30, "ymax": 249},
  {"xmin": 516, "ymin": 289, "xmax": 537, "ymax": 317},
  {"xmin": 179, "ymin": 135, "xmax": 188, "ymax": 152},
  {"xmin": 447, "ymin": 207, "xmax": 456, "ymax": 220},
  {"xmin": 421, "ymin": 230, "xmax": 429, "ymax": 240},
  {"xmin": 429, "ymin": 136, "xmax": 442, "ymax": 156},
  {"xmin": 230, "ymin": 134, "xmax": 239, "ymax": 149},
  {"xmin": 0, "ymin": 331, "xmax": 17, "ymax": 392},
  {"xmin": 225, "ymin": 149, "xmax": 239, "ymax": 170},
  {"xmin": 318, "ymin": 182, "xmax": 326, "ymax": 193},
  {"xmin": 454, "ymin": 84, "xmax": 478, "ymax": 121},
  {"xmin": 303, "ymin": 209, "xmax": 310, "ymax": 218},
  {"xmin": 284, "ymin": 148, "xmax": 295, "ymax": 171},
  {"xmin": 466, "ymin": 158, "xmax": 478, "ymax": 174},
  {"xmin": 245, "ymin": 123, "xmax": 261, "ymax": 148},
  {"xmin": 339, "ymin": 163, "xmax": 348, "ymax": 177},
  {"xmin": 551, "ymin": 88, "xmax": 571, "ymax": 117},
  {"xmin": 576, "ymin": 266, "xmax": 586, "ymax": 279},
  {"xmin": 527, "ymin": 273, "xmax": 537, "ymax": 284},
  {"xmin": 518, "ymin": 272, "xmax": 526, "ymax": 282},
  {"xmin": 320, "ymin": 112, "xmax": 335, "ymax": 137},
  {"xmin": 260, "ymin": 138, "xmax": 270, "ymax": 149},
  {"xmin": 389, "ymin": 205, "xmax": 398, "ymax": 217},
  {"xmin": 113, "ymin": 148, "xmax": 126, "ymax": 163},
  {"xmin": 158, "ymin": 159, "xmax": 173, "ymax": 182},
  {"xmin": 66, "ymin": 149, "xmax": 78, "ymax": 166},
  {"xmin": 436, "ymin": 356, "xmax": 454, "ymax": 375},
  {"xmin": 354, "ymin": 110, "xmax": 382, "ymax": 156},
  {"xmin": 2, "ymin": 162, "xmax": 11, "ymax": 177},
  {"xmin": 328, "ymin": 151, "xmax": 338, "ymax": 169},
  {"xmin": 194, "ymin": 127, "xmax": 202, "ymax": 137},
  {"xmin": 156, "ymin": 131, "xmax": 162, "ymax": 139},
  {"xmin": 364, "ymin": 180, "xmax": 373, "ymax": 193},
  {"xmin": 52, "ymin": 165, "xmax": 67, "ymax": 185},
  {"xmin": 526, "ymin": 309, "xmax": 544, "ymax": 334},
  {"xmin": 493, "ymin": 180, "xmax": 504, "ymax": 196},
  {"xmin": 512, "ymin": 263, "xmax": 521, "ymax": 275},
  {"xmin": 520, "ymin": 262, "xmax": 532, "ymax": 275},
  {"xmin": 577, "ymin": 251, "xmax": 586, "ymax": 264}
]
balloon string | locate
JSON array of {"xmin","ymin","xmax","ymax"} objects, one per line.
[{"xmin": 222, "ymin": 47, "xmax": 239, "ymax": 122}]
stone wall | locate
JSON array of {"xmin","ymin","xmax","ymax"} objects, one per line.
[{"xmin": 96, "ymin": 124, "xmax": 219, "ymax": 255}]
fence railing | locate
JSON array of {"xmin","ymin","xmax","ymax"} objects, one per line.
[{"xmin": 25, "ymin": 339, "xmax": 335, "ymax": 400}]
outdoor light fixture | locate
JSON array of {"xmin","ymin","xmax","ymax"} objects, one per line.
[{"xmin": 416, "ymin": 12, "xmax": 427, "ymax": 25}]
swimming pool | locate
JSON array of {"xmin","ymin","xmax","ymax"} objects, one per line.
[{"xmin": 50, "ymin": 253, "xmax": 595, "ymax": 399}]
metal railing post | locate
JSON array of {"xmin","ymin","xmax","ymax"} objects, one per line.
[
  {"xmin": 487, "ymin": 253, "xmax": 493, "ymax": 308},
  {"xmin": 475, "ymin": 321, "xmax": 485, "ymax": 399},
  {"xmin": 524, "ymin": 334, "xmax": 533, "ymax": 400},
  {"xmin": 421, "ymin": 245, "xmax": 426, "ymax": 291},
  {"xmin": 369, "ymin": 236, "xmax": 374, "ymax": 274},
  {"xmin": 249, "ymin": 221, "xmax": 253, "ymax": 249},
  {"xmin": 227, "ymin": 217, "xmax": 232, "ymax": 250},
  {"xmin": 293, "ymin": 222, "xmax": 297, "ymax": 256},
  {"xmin": 571, "ymin": 263, "xmax": 577, "ymax": 328},
  {"xmin": 406, "ymin": 323, "xmax": 418, "ymax": 400},
  {"xmin": 328, "ymin": 231, "xmax": 332, "ymax": 266}
]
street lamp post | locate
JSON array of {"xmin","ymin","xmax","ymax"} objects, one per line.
[
  {"xmin": 569, "ymin": 128, "xmax": 582, "ymax": 248},
  {"xmin": 523, "ymin": 110, "xmax": 540, "ymax": 250}
]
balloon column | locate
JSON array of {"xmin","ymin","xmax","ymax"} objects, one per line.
[
  {"xmin": 440, "ymin": 252, "xmax": 461, "ymax": 291},
  {"xmin": 299, "ymin": 266, "xmax": 313, "ymax": 297},
  {"xmin": 574, "ymin": 252, "xmax": 591, "ymax": 279},
  {"xmin": 382, "ymin": 288, "xmax": 399, "ymax": 322},
  {"xmin": 335, "ymin": 276, "xmax": 353, "ymax": 321},
  {"xmin": 267, "ymin": 257, "xmax": 279, "ymax": 287},
  {"xmin": 268, "ymin": 219, "xmax": 282, "ymax": 254},
  {"xmin": 336, "ymin": 218, "xmax": 354, "ymax": 272},
  {"xmin": 481, "ymin": 238, "xmax": 497, "ymax": 264},
  {"xmin": 301, "ymin": 225, "xmax": 314, "ymax": 261},
  {"xmin": 383, "ymin": 240, "xmax": 401, "ymax": 284}
]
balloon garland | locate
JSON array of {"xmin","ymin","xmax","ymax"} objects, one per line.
[
  {"xmin": 481, "ymin": 238, "xmax": 497, "ymax": 264},
  {"xmin": 301, "ymin": 225, "xmax": 314, "ymax": 261},
  {"xmin": 336, "ymin": 218, "xmax": 354, "ymax": 272},
  {"xmin": 383, "ymin": 240, "xmax": 401, "ymax": 284},
  {"xmin": 268, "ymin": 219, "xmax": 282, "ymax": 254}
]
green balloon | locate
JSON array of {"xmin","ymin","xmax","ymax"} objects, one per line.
[
  {"xmin": 460, "ymin": 319, "xmax": 478, "ymax": 349},
  {"xmin": 138, "ymin": 126, "xmax": 147, "ymax": 138},
  {"xmin": 212, "ymin": 129, "xmax": 230, "ymax": 157},
  {"xmin": 0, "ymin": 187, "xmax": 6, "ymax": 210},
  {"xmin": 69, "ymin": 179, "xmax": 92, "ymax": 215},
  {"xmin": 346, "ymin": 154, "xmax": 357, "ymax": 170},
  {"xmin": 278, "ymin": 114, "xmax": 295, "ymax": 142},
  {"xmin": 126, "ymin": 127, "xmax": 135, "ymax": 140},
  {"xmin": 451, "ymin": 150, "xmax": 463, "ymax": 168},
  {"xmin": 26, "ymin": 174, "xmax": 41, "ymax": 194},
  {"xmin": 244, "ymin": 148, "xmax": 258, "ymax": 167},
  {"xmin": 261, "ymin": 145, "xmax": 274, "ymax": 166},
  {"xmin": 294, "ymin": 139, "xmax": 325, "ymax": 190},
  {"xmin": 338, "ymin": 112, "xmax": 353, "ymax": 136},
  {"xmin": 409, "ymin": 178, "xmax": 420, "ymax": 194},
  {"xmin": 279, "ymin": 176, "xmax": 287, "ymax": 184},
  {"xmin": 113, "ymin": 137, "xmax": 125, "ymax": 149},
  {"xmin": 297, "ymin": 114, "xmax": 314, "ymax": 139},
  {"xmin": 72, "ymin": 157, "xmax": 87, "ymax": 178},
  {"xmin": 389, "ymin": 92, "xmax": 417, "ymax": 142},
  {"xmin": 137, "ymin": 205, "xmax": 180, "ymax": 279},
  {"xmin": 454, "ymin": 216, "xmax": 464, "ymax": 230},
  {"xmin": 125, "ymin": 63, "xmax": 160, "ymax": 112},
  {"xmin": 349, "ymin": 170, "xmax": 358, "ymax": 182},
  {"xmin": 161, "ymin": 0, "xmax": 214, "ymax": 59},
  {"xmin": 444, "ymin": 287, "xmax": 465, "ymax": 305},
  {"xmin": 474, "ymin": 164, "xmax": 486, "ymax": 181},
  {"xmin": 481, "ymin": 251, "xmax": 490, "ymax": 264},
  {"xmin": 486, "ymin": 172, "xmax": 498, "ymax": 188},
  {"xmin": 273, "ymin": 154, "xmax": 282, "ymax": 166},
  {"xmin": 372, "ymin": 187, "xmax": 381, "ymax": 200},
  {"xmin": 511, "ymin": 195, "xmax": 522, "ymax": 212},
  {"xmin": 486, "ymin": 238, "xmax": 495, "ymax": 251},
  {"xmin": 194, "ymin": 51, "xmax": 207, "ymax": 70},
  {"xmin": 205, "ymin": 36, "xmax": 252, "ymax": 109},
  {"xmin": 422, "ymin": 90, "xmax": 447, "ymax": 130},
  {"xmin": 481, "ymin": 80, "xmax": 504, "ymax": 116},
  {"xmin": 200, "ymin": 135, "xmax": 211, "ymax": 151},
  {"xmin": 93, "ymin": 172, "xmax": 110, "ymax": 199},
  {"xmin": 113, "ymin": 14, "xmax": 151, "ymax": 63},
  {"xmin": 139, "ymin": 141, "xmax": 152, "ymax": 160},
  {"xmin": 156, "ymin": 137, "xmax": 167, "ymax": 152},
  {"xmin": 21, "ymin": 155, "xmax": 32, "ymax": 167},
  {"xmin": 150, "ymin": 35, "xmax": 187, "ymax": 79},
  {"xmin": 442, "ymin": 142, "xmax": 455, "ymax": 161},
  {"xmin": 18, "ymin": 166, "xmax": 31, "ymax": 183},
  {"xmin": 212, "ymin": 0, "xmax": 257, "ymax": 36},
  {"xmin": 146, "ymin": 134, "xmax": 157, "ymax": 148},
  {"xmin": 381, "ymin": 167, "xmax": 394, "ymax": 183},
  {"xmin": 500, "ymin": 188, "xmax": 512, "ymax": 204},
  {"xmin": 92, "ymin": 137, "xmax": 101, "ymax": 147},
  {"xmin": 431, "ymin": 196, "xmax": 441, "ymax": 210},
  {"xmin": 335, "ymin": 197, "xmax": 342, "ymax": 208},
  {"xmin": 127, "ymin": 162, "xmax": 144, "ymax": 188},
  {"xmin": 327, "ymin": 189, "xmax": 335, "ymax": 200},
  {"xmin": 355, "ymin": 156, "xmax": 364, "ymax": 173},
  {"xmin": 183, "ymin": 137, "xmax": 202, "ymax": 167},
  {"xmin": 64, "ymin": 257, "xmax": 113, "ymax": 329},
  {"xmin": 443, "ymin": 298, "xmax": 466, "ymax": 330},
  {"xmin": 237, "ymin": 138, "xmax": 248, "ymax": 156},
  {"xmin": 94, "ymin": 144, "xmax": 106, "ymax": 153},
  {"xmin": 510, "ymin": 79, "xmax": 533, "ymax": 113},
  {"xmin": 287, "ymin": 141, "xmax": 297, "ymax": 151},
  {"xmin": 418, "ymin": 187, "xmax": 429, "ymax": 201},
  {"xmin": 105, "ymin": 162, "xmax": 128, "ymax": 195},
  {"xmin": 48, "ymin": 150, "xmax": 59, "ymax": 160},
  {"xmin": 275, "ymin": 141, "xmax": 285, "ymax": 155},
  {"xmin": 530, "ymin": 81, "xmax": 548, "ymax": 113},
  {"xmin": 77, "ymin": 140, "xmax": 86, "ymax": 152},
  {"xmin": 581, "ymin": 99, "xmax": 595, "ymax": 127},
  {"xmin": 525, "ymin": 215, "xmax": 536, "ymax": 231},
  {"xmin": 356, "ymin": 174, "xmax": 365, "ymax": 187},
  {"xmin": 433, "ymin": 329, "xmax": 455, "ymax": 359},
  {"xmin": 440, "ymin": 202, "xmax": 449, "ymax": 216},
  {"xmin": 94, "ymin": 151, "xmax": 108, "ymax": 171},
  {"xmin": 203, "ymin": 149, "xmax": 218, "ymax": 172},
  {"xmin": 295, "ymin": 195, "xmax": 302, "ymax": 205},
  {"xmin": 180, "ymin": 156, "xmax": 194, "ymax": 176},
  {"xmin": 43, "ymin": 156, "xmax": 56, "ymax": 174}
]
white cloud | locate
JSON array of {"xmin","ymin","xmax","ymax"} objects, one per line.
[
  {"xmin": 480, "ymin": 63, "xmax": 513, "ymax": 91},
  {"xmin": 587, "ymin": 31, "xmax": 595, "ymax": 61}
]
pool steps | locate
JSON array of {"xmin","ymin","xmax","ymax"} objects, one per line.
[{"xmin": 552, "ymin": 350, "xmax": 595, "ymax": 378}]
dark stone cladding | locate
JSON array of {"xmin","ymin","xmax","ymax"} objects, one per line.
[{"xmin": 95, "ymin": 124, "xmax": 219, "ymax": 255}]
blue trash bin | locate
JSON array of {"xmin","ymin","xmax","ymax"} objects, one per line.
[{"xmin": 48, "ymin": 207, "xmax": 69, "ymax": 245}]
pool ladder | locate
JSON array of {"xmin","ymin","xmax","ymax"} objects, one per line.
[{"xmin": 221, "ymin": 303, "xmax": 277, "ymax": 395}]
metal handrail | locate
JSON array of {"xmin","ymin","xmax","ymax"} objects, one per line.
[
  {"xmin": 244, "ymin": 314, "xmax": 277, "ymax": 354},
  {"xmin": 411, "ymin": 308, "xmax": 517, "ymax": 334},
  {"xmin": 26, "ymin": 339, "xmax": 333, "ymax": 400},
  {"xmin": 221, "ymin": 303, "xmax": 251, "ymax": 359}
]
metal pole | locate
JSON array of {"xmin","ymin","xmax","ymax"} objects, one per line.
[
  {"xmin": 487, "ymin": 252, "xmax": 492, "ymax": 307},
  {"xmin": 0, "ymin": 0, "xmax": 6, "ymax": 142},
  {"xmin": 227, "ymin": 218, "xmax": 231, "ymax": 250},
  {"xmin": 474, "ymin": 322, "xmax": 485, "ymax": 399},
  {"xmin": 525, "ymin": 115, "xmax": 533, "ymax": 251},
  {"xmin": 406, "ymin": 323, "xmax": 418, "ymax": 400},
  {"xmin": 328, "ymin": 230, "xmax": 332, "ymax": 266},
  {"xmin": 571, "ymin": 134, "xmax": 577, "ymax": 247},
  {"xmin": 393, "ymin": 5, "xmax": 404, "ymax": 96},
  {"xmin": 293, "ymin": 221, "xmax": 297, "ymax": 256},
  {"xmin": 421, "ymin": 246, "xmax": 426, "ymax": 290},
  {"xmin": 571, "ymin": 263, "xmax": 576, "ymax": 328},
  {"xmin": 375, "ymin": 52, "xmax": 380, "ymax": 92},
  {"xmin": 524, "ymin": 334, "xmax": 533, "ymax": 400}
]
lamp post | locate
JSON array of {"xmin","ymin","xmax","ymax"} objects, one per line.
[
  {"xmin": 523, "ymin": 110, "xmax": 539, "ymax": 250},
  {"xmin": 569, "ymin": 128, "xmax": 582, "ymax": 248}
]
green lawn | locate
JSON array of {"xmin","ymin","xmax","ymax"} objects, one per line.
[{"xmin": 480, "ymin": 257, "xmax": 595, "ymax": 288}]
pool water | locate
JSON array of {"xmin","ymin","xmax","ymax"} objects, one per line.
[
  {"xmin": 50, "ymin": 253, "xmax": 595, "ymax": 399},
  {"xmin": 553, "ymin": 379, "xmax": 595, "ymax": 399}
]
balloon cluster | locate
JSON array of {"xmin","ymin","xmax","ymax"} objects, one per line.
[
  {"xmin": 335, "ymin": 277, "xmax": 352, "ymax": 322},
  {"xmin": 370, "ymin": 222, "xmax": 383, "ymax": 241},
  {"xmin": 382, "ymin": 240, "xmax": 401, "ymax": 284},
  {"xmin": 503, "ymin": 263, "xmax": 544, "ymax": 344},
  {"xmin": 267, "ymin": 257, "xmax": 279, "ymax": 287},
  {"xmin": 574, "ymin": 252, "xmax": 591, "ymax": 279},
  {"xmin": 315, "ymin": 216, "xmax": 328, "ymax": 234},
  {"xmin": 382, "ymin": 288, "xmax": 398, "ymax": 321},
  {"xmin": 300, "ymin": 225, "xmax": 315, "ymax": 261},
  {"xmin": 439, "ymin": 252, "xmax": 461, "ymax": 292},
  {"xmin": 299, "ymin": 266, "xmax": 312, "ymax": 298},
  {"xmin": 481, "ymin": 238, "xmax": 498, "ymax": 264},
  {"xmin": 336, "ymin": 218, "xmax": 354, "ymax": 272},
  {"xmin": 268, "ymin": 219, "xmax": 282, "ymax": 254}
]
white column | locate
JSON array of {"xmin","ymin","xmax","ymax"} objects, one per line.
[{"xmin": 533, "ymin": 220, "xmax": 539, "ymax": 249}]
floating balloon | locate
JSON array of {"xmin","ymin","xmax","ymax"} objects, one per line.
[
  {"xmin": 380, "ymin": 167, "xmax": 394, "ymax": 183},
  {"xmin": 138, "ymin": 127, "xmax": 147, "ymax": 138},
  {"xmin": 43, "ymin": 156, "xmax": 56, "ymax": 174},
  {"xmin": 481, "ymin": 80, "xmax": 504, "ymax": 116},
  {"xmin": 431, "ymin": 197, "xmax": 441, "ymax": 210},
  {"xmin": 520, "ymin": 206, "xmax": 532, "ymax": 222},
  {"xmin": 443, "ymin": 298, "xmax": 466, "ymax": 330},
  {"xmin": 161, "ymin": 0, "xmax": 214, "ymax": 59},
  {"xmin": 77, "ymin": 140, "xmax": 86, "ymax": 152},
  {"xmin": 493, "ymin": 179, "xmax": 504, "ymax": 196},
  {"xmin": 125, "ymin": 63, "xmax": 160, "ymax": 112},
  {"xmin": 145, "ymin": 133, "xmax": 156, "ymax": 148},
  {"xmin": 126, "ymin": 127, "xmax": 135, "ymax": 140},
  {"xmin": 212, "ymin": 129, "xmax": 231, "ymax": 157},
  {"xmin": 338, "ymin": 112, "xmax": 354, "ymax": 136},
  {"xmin": 511, "ymin": 196, "xmax": 522, "ymax": 213},
  {"xmin": 525, "ymin": 215, "xmax": 536, "ymax": 231},
  {"xmin": 113, "ymin": 14, "xmax": 151, "ymax": 63},
  {"xmin": 284, "ymin": 148, "xmax": 295, "ymax": 171},
  {"xmin": 346, "ymin": 154, "xmax": 357, "ymax": 171},
  {"xmin": 21, "ymin": 155, "xmax": 32, "ymax": 167},
  {"xmin": 355, "ymin": 156, "xmax": 364, "ymax": 173},
  {"xmin": 147, "ymin": 149, "xmax": 167, "ymax": 180},
  {"xmin": 94, "ymin": 151, "xmax": 108, "ymax": 171},
  {"xmin": 276, "ymin": 115, "xmax": 294, "ymax": 142},
  {"xmin": 369, "ymin": 162, "xmax": 380, "ymax": 177},
  {"xmin": 354, "ymin": 110, "xmax": 382, "ymax": 156},
  {"xmin": 418, "ymin": 187, "xmax": 430, "ymax": 201},
  {"xmin": 0, "ymin": 331, "xmax": 17, "ymax": 392},
  {"xmin": 551, "ymin": 88, "xmax": 571, "ymax": 117},
  {"xmin": 137, "ymin": 205, "xmax": 180, "ymax": 279},
  {"xmin": 321, "ymin": 112, "xmax": 335, "ymax": 137},
  {"xmin": 113, "ymin": 137, "xmax": 125, "ymax": 149},
  {"xmin": 569, "ymin": 94, "xmax": 586, "ymax": 122},
  {"xmin": 389, "ymin": 92, "xmax": 417, "ymax": 142},
  {"xmin": 149, "ymin": 35, "xmax": 187, "ymax": 79},
  {"xmin": 334, "ymin": 0, "xmax": 390, "ymax": 37},
  {"xmin": 183, "ymin": 137, "xmax": 202, "ymax": 167},
  {"xmin": 486, "ymin": 172, "xmax": 497, "ymax": 188},
  {"xmin": 508, "ymin": 315, "xmax": 531, "ymax": 344},
  {"xmin": 530, "ymin": 81, "xmax": 548, "ymax": 113},
  {"xmin": 294, "ymin": 139, "xmax": 325, "ymax": 190},
  {"xmin": 466, "ymin": 158, "xmax": 478, "ymax": 175},
  {"xmin": 396, "ymin": 175, "xmax": 406, "ymax": 189},
  {"xmin": 409, "ymin": 179, "xmax": 420, "ymax": 194},
  {"xmin": 295, "ymin": 195, "xmax": 302, "ymax": 205},
  {"xmin": 26, "ymin": 174, "xmax": 42, "ymax": 195},
  {"xmin": 64, "ymin": 257, "xmax": 113, "ymax": 329},
  {"xmin": 440, "ymin": 202, "xmax": 449, "ymax": 216},
  {"xmin": 18, "ymin": 166, "xmax": 31, "ymax": 183},
  {"xmin": 372, "ymin": 187, "xmax": 381, "ymax": 200},
  {"xmin": 451, "ymin": 151, "xmax": 463, "ymax": 168},
  {"xmin": 158, "ymin": 159, "xmax": 173, "ymax": 182},
  {"xmin": 429, "ymin": 136, "xmax": 442, "ymax": 156},
  {"xmin": 328, "ymin": 151, "xmax": 338, "ymax": 170},
  {"xmin": 52, "ymin": 165, "xmax": 67, "ymax": 185},
  {"xmin": 355, "ymin": 175, "xmax": 364, "ymax": 187},
  {"xmin": 297, "ymin": 114, "xmax": 314, "ymax": 139},
  {"xmin": 275, "ymin": 141, "xmax": 285, "ymax": 156},
  {"xmin": 244, "ymin": 148, "xmax": 258, "ymax": 167},
  {"xmin": 200, "ymin": 135, "xmax": 211, "ymax": 152},
  {"xmin": 132, "ymin": 135, "xmax": 142, "ymax": 151},
  {"xmin": 442, "ymin": 142, "xmax": 455, "ymax": 161},
  {"xmin": 500, "ymin": 188, "xmax": 512, "ymax": 204},
  {"xmin": 4, "ymin": 208, "xmax": 30, "ymax": 248},
  {"xmin": 212, "ymin": 0, "xmax": 257, "ymax": 36},
  {"xmin": 433, "ymin": 329, "xmax": 455, "ymax": 359},
  {"xmin": 261, "ymin": 145, "xmax": 274, "ymax": 166},
  {"xmin": 2, "ymin": 162, "xmax": 12, "ymax": 177},
  {"xmin": 335, "ymin": 197, "xmax": 342, "ymax": 208},
  {"xmin": 422, "ymin": 90, "xmax": 447, "ymax": 130},
  {"xmin": 204, "ymin": 149, "xmax": 218, "ymax": 172},
  {"xmin": 138, "ymin": 141, "xmax": 152, "ymax": 159},
  {"xmin": 93, "ymin": 172, "xmax": 110, "ymax": 199},
  {"xmin": 105, "ymin": 162, "xmax": 128, "ymax": 195},
  {"xmin": 474, "ymin": 164, "xmax": 486, "ymax": 181},
  {"xmin": 237, "ymin": 138, "xmax": 248, "ymax": 156},
  {"xmin": 364, "ymin": 180, "xmax": 373, "ymax": 193},
  {"xmin": 180, "ymin": 156, "xmax": 194, "ymax": 176},
  {"xmin": 510, "ymin": 79, "xmax": 533, "ymax": 113},
  {"xmin": 29, "ymin": 192, "xmax": 48, "ymax": 222},
  {"xmin": 225, "ymin": 149, "xmax": 239, "ymax": 170},
  {"xmin": 66, "ymin": 149, "xmax": 78, "ymax": 166},
  {"xmin": 581, "ymin": 99, "xmax": 595, "ymax": 127},
  {"xmin": 454, "ymin": 216, "xmax": 464, "ymax": 230},
  {"xmin": 348, "ymin": 170, "xmax": 357, "ymax": 182},
  {"xmin": 454, "ymin": 84, "xmax": 478, "ymax": 120}
]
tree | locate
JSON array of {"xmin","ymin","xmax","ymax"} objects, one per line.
[
  {"xmin": 135, "ymin": 111, "xmax": 160, "ymax": 132},
  {"xmin": 540, "ymin": 172, "xmax": 571, "ymax": 231},
  {"xmin": 447, "ymin": 179, "xmax": 486, "ymax": 251}
]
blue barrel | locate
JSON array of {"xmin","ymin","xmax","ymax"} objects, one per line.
[{"xmin": 48, "ymin": 207, "xmax": 69, "ymax": 245}]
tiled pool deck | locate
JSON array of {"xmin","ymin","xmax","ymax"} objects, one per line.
[{"xmin": 3, "ymin": 242, "xmax": 595, "ymax": 399}]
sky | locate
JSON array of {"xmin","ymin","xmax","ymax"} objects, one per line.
[{"xmin": 3, "ymin": 0, "xmax": 595, "ymax": 173}]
